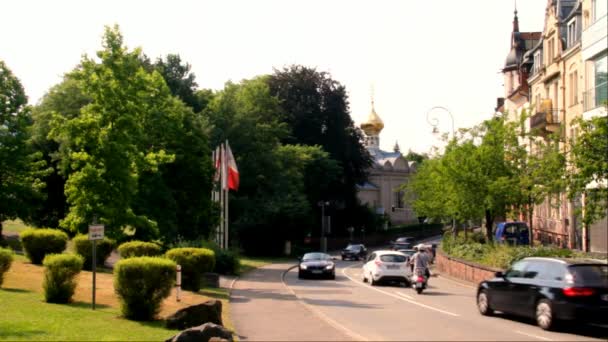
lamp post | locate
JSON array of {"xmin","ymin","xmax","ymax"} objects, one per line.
[
  {"xmin": 426, "ymin": 106, "xmax": 455, "ymax": 138},
  {"xmin": 317, "ymin": 201, "xmax": 330, "ymax": 253},
  {"xmin": 426, "ymin": 106, "xmax": 456, "ymax": 236}
]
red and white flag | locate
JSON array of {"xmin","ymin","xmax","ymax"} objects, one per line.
[
  {"xmin": 213, "ymin": 146, "xmax": 221, "ymax": 183},
  {"xmin": 225, "ymin": 142, "xmax": 239, "ymax": 191}
]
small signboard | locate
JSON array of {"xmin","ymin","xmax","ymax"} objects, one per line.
[{"xmin": 88, "ymin": 224, "xmax": 104, "ymax": 240}]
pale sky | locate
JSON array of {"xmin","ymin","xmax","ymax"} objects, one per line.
[{"xmin": 2, "ymin": 0, "xmax": 548, "ymax": 154}]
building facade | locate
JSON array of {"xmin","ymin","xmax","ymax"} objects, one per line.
[{"xmin": 357, "ymin": 100, "xmax": 418, "ymax": 225}]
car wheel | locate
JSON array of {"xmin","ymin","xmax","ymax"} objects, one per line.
[
  {"xmin": 329, "ymin": 273, "xmax": 336, "ymax": 280},
  {"xmin": 298, "ymin": 271, "xmax": 304, "ymax": 279},
  {"xmin": 341, "ymin": 256, "xmax": 345, "ymax": 261},
  {"xmin": 536, "ymin": 299, "xmax": 555, "ymax": 330},
  {"xmin": 416, "ymin": 287, "xmax": 423, "ymax": 294},
  {"xmin": 477, "ymin": 290, "xmax": 494, "ymax": 316},
  {"xmin": 370, "ymin": 273, "xmax": 378, "ymax": 286},
  {"xmin": 362, "ymin": 272, "xmax": 367, "ymax": 283}
]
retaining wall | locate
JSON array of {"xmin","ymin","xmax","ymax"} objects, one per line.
[{"xmin": 435, "ymin": 249, "xmax": 503, "ymax": 285}]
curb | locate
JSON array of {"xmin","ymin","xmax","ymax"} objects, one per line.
[{"xmin": 280, "ymin": 264, "xmax": 367, "ymax": 341}]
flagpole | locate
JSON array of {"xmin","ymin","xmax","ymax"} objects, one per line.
[
  {"xmin": 224, "ymin": 139, "xmax": 230, "ymax": 249},
  {"xmin": 211, "ymin": 149, "xmax": 217, "ymax": 244},
  {"xmin": 219, "ymin": 143, "xmax": 225, "ymax": 249}
]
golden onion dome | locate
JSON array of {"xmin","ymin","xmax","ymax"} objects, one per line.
[{"xmin": 360, "ymin": 100, "xmax": 384, "ymax": 135}]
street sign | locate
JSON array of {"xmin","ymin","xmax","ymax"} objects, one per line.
[{"xmin": 88, "ymin": 224, "xmax": 104, "ymax": 240}]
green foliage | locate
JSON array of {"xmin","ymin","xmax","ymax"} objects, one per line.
[
  {"xmin": 117, "ymin": 240, "xmax": 162, "ymax": 258},
  {"xmin": 569, "ymin": 115, "xmax": 608, "ymax": 227},
  {"xmin": 198, "ymin": 240, "xmax": 240, "ymax": 275},
  {"xmin": 48, "ymin": 25, "xmax": 175, "ymax": 239},
  {"xmin": 0, "ymin": 60, "xmax": 48, "ymax": 236},
  {"xmin": 165, "ymin": 247, "xmax": 215, "ymax": 291},
  {"xmin": 0, "ymin": 247, "xmax": 14, "ymax": 286},
  {"xmin": 72, "ymin": 235, "xmax": 115, "ymax": 270},
  {"xmin": 42, "ymin": 253, "xmax": 84, "ymax": 303},
  {"xmin": 113, "ymin": 256, "xmax": 176, "ymax": 321},
  {"xmin": 20, "ymin": 228, "xmax": 68, "ymax": 264}
]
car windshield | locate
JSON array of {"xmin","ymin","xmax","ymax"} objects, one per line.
[
  {"xmin": 345, "ymin": 245, "xmax": 360, "ymax": 251},
  {"xmin": 394, "ymin": 243, "xmax": 412, "ymax": 249},
  {"xmin": 396, "ymin": 237, "xmax": 411, "ymax": 242},
  {"xmin": 302, "ymin": 253, "xmax": 330, "ymax": 261},
  {"xmin": 568, "ymin": 264, "xmax": 608, "ymax": 286},
  {"xmin": 380, "ymin": 254, "xmax": 407, "ymax": 263}
]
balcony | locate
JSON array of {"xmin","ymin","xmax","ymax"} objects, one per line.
[
  {"xmin": 530, "ymin": 99, "xmax": 561, "ymax": 135},
  {"xmin": 583, "ymin": 82, "xmax": 608, "ymax": 112}
]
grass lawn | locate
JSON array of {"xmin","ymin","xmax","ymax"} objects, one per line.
[
  {"xmin": 1, "ymin": 219, "xmax": 28, "ymax": 235},
  {"xmin": 0, "ymin": 255, "xmax": 234, "ymax": 341}
]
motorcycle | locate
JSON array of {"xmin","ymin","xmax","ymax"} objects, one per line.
[{"xmin": 411, "ymin": 273, "xmax": 428, "ymax": 294}]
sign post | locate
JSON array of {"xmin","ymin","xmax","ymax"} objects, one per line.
[{"xmin": 88, "ymin": 224, "xmax": 104, "ymax": 310}]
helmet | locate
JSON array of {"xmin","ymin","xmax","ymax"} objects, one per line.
[{"xmin": 415, "ymin": 244, "xmax": 427, "ymax": 251}]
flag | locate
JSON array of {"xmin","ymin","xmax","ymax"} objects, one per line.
[{"xmin": 225, "ymin": 142, "xmax": 239, "ymax": 191}]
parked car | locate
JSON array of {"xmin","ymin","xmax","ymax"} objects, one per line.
[
  {"xmin": 298, "ymin": 252, "xmax": 336, "ymax": 279},
  {"xmin": 341, "ymin": 244, "xmax": 367, "ymax": 261},
  {"xmin": 390, "ymin": 236, "xmax": 414, "ymax": 248},
  {"xmin": 477, "ymin": 257, "xmax": 608, "ymax": 330},
  {"xmin": 495, "ymin": 221, "xmax": 530, "ymax": 246},
  {"xmin": 362, "ymin": 250, "xmax": 412, "ymax": 286},
  {"xmin": 391, "ymin": 242, "xmax": 413, "ymax": 251},
  {"xmin": 396, "ymin": 248, "xmax": 416, "ymax": 258}
]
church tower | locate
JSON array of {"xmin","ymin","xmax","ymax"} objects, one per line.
[{"xmin": 360, "ymin": 99, "xmax": 384, "ymax": 151}]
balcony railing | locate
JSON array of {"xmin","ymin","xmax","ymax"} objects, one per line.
[
  {"xmin": 530, "ymin": 108, "xmax": 561, "ymax": 133},
  {"xmin": 583, "ymin": 82, "xmax": 608, "ymax": 112}
]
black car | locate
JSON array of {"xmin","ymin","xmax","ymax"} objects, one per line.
[
  {"xmin": 391, "ymin": 242, "xmax": 413, "ymax": 251},
  {"xmin": 477, "ymin": 257, "xmax": 608, "ymax": 330},
  {"xmin": 298, "ymin": 252, "xmax": 336, "ymax": 279},
  {"xmin": 341, "ymin": 244, "xmax": 367, "ymax": 260}
]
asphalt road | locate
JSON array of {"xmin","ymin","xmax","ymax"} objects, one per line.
[{"xmin": 282, "ymin": 258, "xmax": 608, "ymax": 341}]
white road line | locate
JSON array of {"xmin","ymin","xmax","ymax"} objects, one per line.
[
  {"xmin": 515, "ymin": 330, "xmax": 554, "ymax": 341},
  {"xmin": 282, "ymin": 266, "xmax": 368, "ymax": 342},
  {"xmin": 396, "ymin": 292, "xmax": 413, "ymax": 299},
  {"xmin": 341, "ymin": 265, "xmax": 460, "ymax": 317}
]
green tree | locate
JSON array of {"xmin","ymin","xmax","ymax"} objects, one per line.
[
  {"xmin": 0, "ymin": 60, "xmax": 46, "ymax": 239},
  {"xmin": 153, "ymin": 54, "xmax": 206, "ymax": 113},
  {"xmin": 568, "ymin": 115, "xmax": 608, "ymax": 228},
  {"xmin": 267, "ymin": 65, "xmax": 372, "ymax": 234},
  {"xmin": 49, "ymin": 26, "xmax": 174, "ymax": 238}
]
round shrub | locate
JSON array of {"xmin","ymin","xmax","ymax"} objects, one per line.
[
  {"xmin": 20, "ymin": 228, "xmax": 68, "ymax": 264},
  {"xmin": 72, "ymin": 235, "xmax": 115, "ymax": 270},
  {"xmin": 42, "ymin": 253, "xmax": 84, "ymax": 303},
  {"xmin": 215, "ymin": 249, "xmax": 240, "ymax": 275},
  {"xmin": 114, "ymin": 257, "xmax": 176, "ymax": 321},
  {"xmin": 118, "ymin": 241, "xmax": 162, "ymax": 259},
  {"xmin": 165, "ymin": 248, "xmax": 215, "ymax": 292},
  {"xmin": 0, "ymin": 248, "xmax": 14, "ymax": 287}
]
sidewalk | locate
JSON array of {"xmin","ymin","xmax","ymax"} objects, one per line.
[{"xmin": 229, "ymin": 262, "xmax": 353, "ymax": 341}]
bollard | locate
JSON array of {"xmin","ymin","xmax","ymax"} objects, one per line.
[{"xmin": 176, "ymin": 264, "xmax": 181, "ymax": 302}]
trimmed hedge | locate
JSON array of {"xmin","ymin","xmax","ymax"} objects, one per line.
[
  {"xmin": 20, "ymin": 228, "xmax": 68, "ymax": 264},
  {"xmin": 118, "ymin": 241, "xmax": 162, "ymax": 259},
  {"xmin": 114, "ymin": 257, "xmax": 176, "ymax": 321},
  {"xmin": 200, "ymin": 240, "xmax": 240, "ymax": 275},
  {"xmin": 0, "ymin": 248, "xmax": 14, "ymax": 287},
  {"xmin": 165, "ymin": 248, "xmax": 215, "ymax": 292},
  {"xmin": 42, "ymin": 254, "xmax": 84, "ymax": 303},
  {"xmin": 72, "ymin": 235, "xmax": 115, "ymax": 270}
]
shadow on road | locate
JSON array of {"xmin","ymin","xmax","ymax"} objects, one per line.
[{"xmin": 496, "ymin": 313, "xmax": 608, "ymax": 340}]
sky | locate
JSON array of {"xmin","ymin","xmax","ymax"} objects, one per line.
[{"xmin": 1, "ymin": 0, "xmax": 548, "ymax": 154}]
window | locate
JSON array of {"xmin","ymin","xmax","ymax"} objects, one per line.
[
  {"xmin": 395, "ymin": 190, "xmax": 404, "ymax": 209},
  {"xmin": 533, "ymin": 51, "xmax": 542, "ymax": 74},
  {"xmin": 569, "ymin": 70, "xmax": 578, "ymax": 106},
  {"xmin": 505, "ymin": 260, "xmax": 528, "ymax": 278},
  {"xmin": 547, "ymin": 39, "xmax": 554, "ymax": 64},
  {"xmin": 567, "ymin": 19, "xmax": 578, "ymax": 48},
  {"xmin": 592, "ymin": 0, "xmax": 608, "ymax": 22},
  {"xmin": 523, "ymin": 261, "xmax": 546, "ymax": 279},
  {"xmin": 594, "ymin": 53, "xmax": 608, "ymax": 107}
]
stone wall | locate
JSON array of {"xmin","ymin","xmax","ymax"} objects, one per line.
[{"xmin": 435, "ymin": 249, "xmax": 503, "ymax": 285}]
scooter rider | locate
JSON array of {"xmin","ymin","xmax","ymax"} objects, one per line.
[{"xmin": 410, "ymin": 244, "xmax": 431, "ymax": 279}]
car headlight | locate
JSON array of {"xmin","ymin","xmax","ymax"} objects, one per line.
[
  {"xmin": 325, "ymin": 264, "xmax": 334, "ymax": 270},
  {"xmin": 300, "ymin": 264, "xmax": 307, "ymax": 270}
]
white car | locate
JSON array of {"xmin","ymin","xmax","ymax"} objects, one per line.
[{"xmin": 362, "ymin": 250, "xmax": 412, "ymax": 286}]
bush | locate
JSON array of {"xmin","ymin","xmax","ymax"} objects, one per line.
[
  {"xmin": 165, "ymin": 248, "xmax": 215, "ymax": 291},
  {"xmin": 114, "ymin": 257, "xmax": 176, "ymax": 320},
  {"xmin": 72, "ymin": 235, "xmax": 115, "ymax": 270},
  {"xmin": 42, "ymin": 254, "xmax": 84, "ymax": 303},
  {"xmin": 0, "ymin": 248, "xmax": 14, "ymax": 287},
  {"xmin": 198, "ymin": 240, "xmax": 240, "ymax": 275},
  {"xmin": 118, "ymin": 241, "xmax": 162, "ymax": 259},
  {"xmin": 20, "ymin": 228, "xmax": 68, "ymax": 264}
]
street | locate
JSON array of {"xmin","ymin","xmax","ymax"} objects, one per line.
[{"xmin": 280, "ymin": 259, "xmax": 607, "ymax": 341}]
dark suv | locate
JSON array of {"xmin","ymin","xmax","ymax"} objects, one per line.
[
  {"xmin": 477, "ymin": 257, "xmax": 608, "ymax": 330},
  {"xmin": 341, "ymin": 244, "xmax": 367, "ymax": 261}
]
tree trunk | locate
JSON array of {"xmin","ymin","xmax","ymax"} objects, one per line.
[
  {"xmin": 485, "ymin": 210, "xmax": 494, "ymax": 242},
  {"xmin": 528, "ymin": 195, "xmax": 534, "ymax": 246}
]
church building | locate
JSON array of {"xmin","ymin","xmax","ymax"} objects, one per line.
[{"xmin": 357, "ymin": 100, "xmax": 418, "ymax": 225}]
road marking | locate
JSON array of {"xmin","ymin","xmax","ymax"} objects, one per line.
[
  {"xmin": 515, "ymin": 330, "xmax": 554, "ymax": 341},
  {"xmin": 342, "ymin": 265, "xmax": 460, "ymax": 317},
  {"xmin": 282, "ymin": 266, "xmax": 368, "ymax": 342},
  {"xmin": 396, "ymin": 292, "xmax": 413, "ymax": 299}
]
